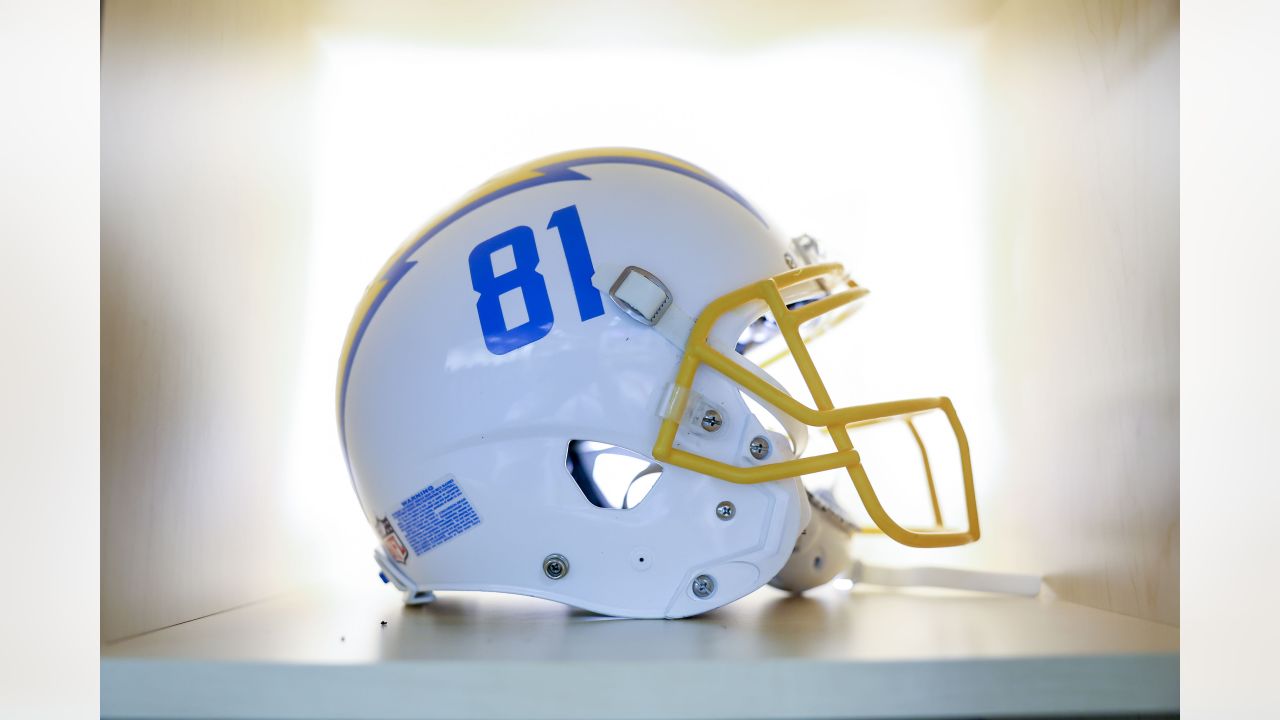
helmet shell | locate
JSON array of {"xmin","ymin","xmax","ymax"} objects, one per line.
[{"xmin": 340, "ymin": 150, "xmax": 808, "ymax": 617}]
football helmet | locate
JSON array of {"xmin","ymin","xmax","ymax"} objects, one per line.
[{"xmin": 337, "ymin": 148, "xmax": 979, "ymax": 617}]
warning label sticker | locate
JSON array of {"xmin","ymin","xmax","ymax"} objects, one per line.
[{"xmin": 390, "ymin": 477, "xmax": 482, "ymax": 556}]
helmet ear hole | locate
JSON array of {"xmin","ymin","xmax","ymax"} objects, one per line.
[{"xmin": 565, "ymin": 440, "xmax": 663, "ymax": 510}]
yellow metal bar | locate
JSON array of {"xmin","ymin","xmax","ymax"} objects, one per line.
[
  {"xmin": 906, "ymin": 417, "xmax": 944, "ymax": 527},
  {"xmin": 663, "ymin": 446, "xmax": 862, "ymax": 484},
  {"xmin": 650, "ymin": 261, "xmax": 980, "ymax": 548},
  {"xmin": 788, "ymin": 285, "xmax": 869, "ymax": 324},
  {"xmin": 755, "ymin": 300, "xmax": 860, "ymax": 370}
]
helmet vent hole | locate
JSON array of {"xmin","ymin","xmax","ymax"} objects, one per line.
[
  {"xmin": 734, "ymin": 298, "xmax": 825, "ymax": 359},
  {"xmin": 565, "ymin": 440, "xmax": 663, "ymax": 510}
]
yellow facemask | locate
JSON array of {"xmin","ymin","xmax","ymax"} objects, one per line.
[{"xmin": 651, "ymin": 261, "xmax": 980, "ymax": 548}]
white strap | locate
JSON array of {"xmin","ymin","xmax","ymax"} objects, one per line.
[
  {"xmin": 612, "ymin": 270, "xmax": 670, "ymax": 322},
  {"xmin": 607, "ymin": 265, "xmax": 695, "ymax": 351},
  {"xmin": 849, "ymin": 560, "xmax": 1042, "ymax": 597},
  {"xmin": 652, "ymin": 301, "xmax": 695, "ymax": 350}
]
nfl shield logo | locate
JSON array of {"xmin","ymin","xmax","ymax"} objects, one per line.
[{"xmin": 378, "ymin": 516, "xmax": 409, "ymax": 564}]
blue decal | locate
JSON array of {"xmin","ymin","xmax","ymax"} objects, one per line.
[
  {"xmin": 469, "ymin": 225, "xmax": 554, "ymax": 354},
  {"xmin": 468, "ymin": 204, "xmax": 604, "ymax": 355},
  {"xmin": 390, "ymin": 478, "xmax": 482, "ymax": 556},
  {"xmin": 548, "ymin": 205, "xmax": 606, "ymax": 322}
]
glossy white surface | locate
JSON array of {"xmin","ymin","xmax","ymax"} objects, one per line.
[{"xmin": 102, "ymin": 581, "xmax": 1177, "ymax": 719}]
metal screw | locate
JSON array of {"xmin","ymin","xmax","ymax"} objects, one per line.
[
  {"xmin": 749, "ymin": 436, "xmax": 771, "ymax": 460},
  {"xmin": 795, "ymin": 234, "xmax": 823, "ymax": 258},
  {"xmin": 716, "ymin": 501, "xmax": 736, "ymax": 520},
  {"xmin": 784, "ymin": 252, "xmax": 797, "ymax": 269},
  {"xmin": 700, "ymin": 409, "xmax": 723, "ymax": 432},
  {"xmin": 691, "ymin": 574, "xmax": 717, "ymax": 598},
  {"xmin": 542, "ymin": 554, "xmax": 569, "ymax": 579}
]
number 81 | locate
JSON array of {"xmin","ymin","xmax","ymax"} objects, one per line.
[{"xmin": 467, "ymin": 204, "xmax": 605, "ymax": 355}]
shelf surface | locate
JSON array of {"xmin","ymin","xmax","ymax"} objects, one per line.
[{"xmin": 102, "ymin": 580, "xmax": 1178, "ymax": 719}]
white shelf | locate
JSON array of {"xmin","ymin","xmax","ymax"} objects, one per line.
[{"xmin": 102, "ymin": 581, "xmax": 1178, "ymax": 719}]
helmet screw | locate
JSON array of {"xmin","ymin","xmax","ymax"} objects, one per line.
[
  {"xmin": 784, "ymin": 252, "xmax": 798, "ymax": 269},
  {"xmin": 542, "ymin": 554, "xmax": 569, "ymax": 580},
  {"xmin": 749, "ymin": 436, "xmax": 771, "ymax": 460},
  {"xmin": 716, "ymin": 501, "xmax": 736, "ymax": 520},
  {"xmin": 700, "ymin": 409, "xmax": 723, "ymax": 432},
  {"xmin": 691, "ymin": 574, "xmax": 717, "ymax": 599}
]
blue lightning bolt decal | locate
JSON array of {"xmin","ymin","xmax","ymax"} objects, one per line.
[{"xmin": 337, "ymin": 149, "xmax": 766, "ymax": 470}]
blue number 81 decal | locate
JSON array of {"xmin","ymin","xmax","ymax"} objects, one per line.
[{"xmin": 468, "ymin": 205, "xmax": 605, "ymax": 355}]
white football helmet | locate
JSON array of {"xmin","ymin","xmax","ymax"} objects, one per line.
[{"xmin": 338, "ymin": 148, "xmax": 979, "ymax": 617}]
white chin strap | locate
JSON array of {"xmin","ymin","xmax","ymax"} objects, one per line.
[
  {"xmin": 850, "ymin": 560, "xmax": 1042, "ymax": 597},
  {"xmin": 771, "ymin": 490, "xmax": 1042, "ymax": 598}
]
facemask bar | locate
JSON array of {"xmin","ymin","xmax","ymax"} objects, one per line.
[
  {"xmin": 651, "ymin": 262, "xmax": 980, "ymax": 548},
  {"xmin": 812, "ymin": 414, "xmax": 944, "ymax": 535}
]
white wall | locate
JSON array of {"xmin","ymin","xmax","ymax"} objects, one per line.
[
  {"xmin": 978, "ymin": 0, "xmax": 1179, "ymax": 626},
  {"xmin": 101, "ymin": 0, "xmax": 316, "ymax": 642},
  {"xmin": 1, "ymin": 2, "xmax": 101, "ymax": 714}
]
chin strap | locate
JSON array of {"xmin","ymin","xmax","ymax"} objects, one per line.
[
  {"xmin": 848, "ymin": 560, "xmax": 1042, "ymax": 597},
  {"xmin": 769, "ymin": 489, "xmax": 1041, "ymax": 598},
  {"xmin": 375, "ymin": 548, "xmax": 436, "ymax": 605}
]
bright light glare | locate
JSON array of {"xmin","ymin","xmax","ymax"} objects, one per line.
[{"xmin": 283, "ymin": 32, "xmax": 995, "ymax": 581}]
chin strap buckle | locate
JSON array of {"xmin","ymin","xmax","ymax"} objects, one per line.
[
  {"xmin": 609, "ymin": 266, "xmax": 695, "ymax": 350},
  {"xmin": 374, "ymin": 549, "xmax": 436, "ymax": 605},
  {"xmin": 610, "ymin": 266, "xmax": 672, "ymax": 325}
]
